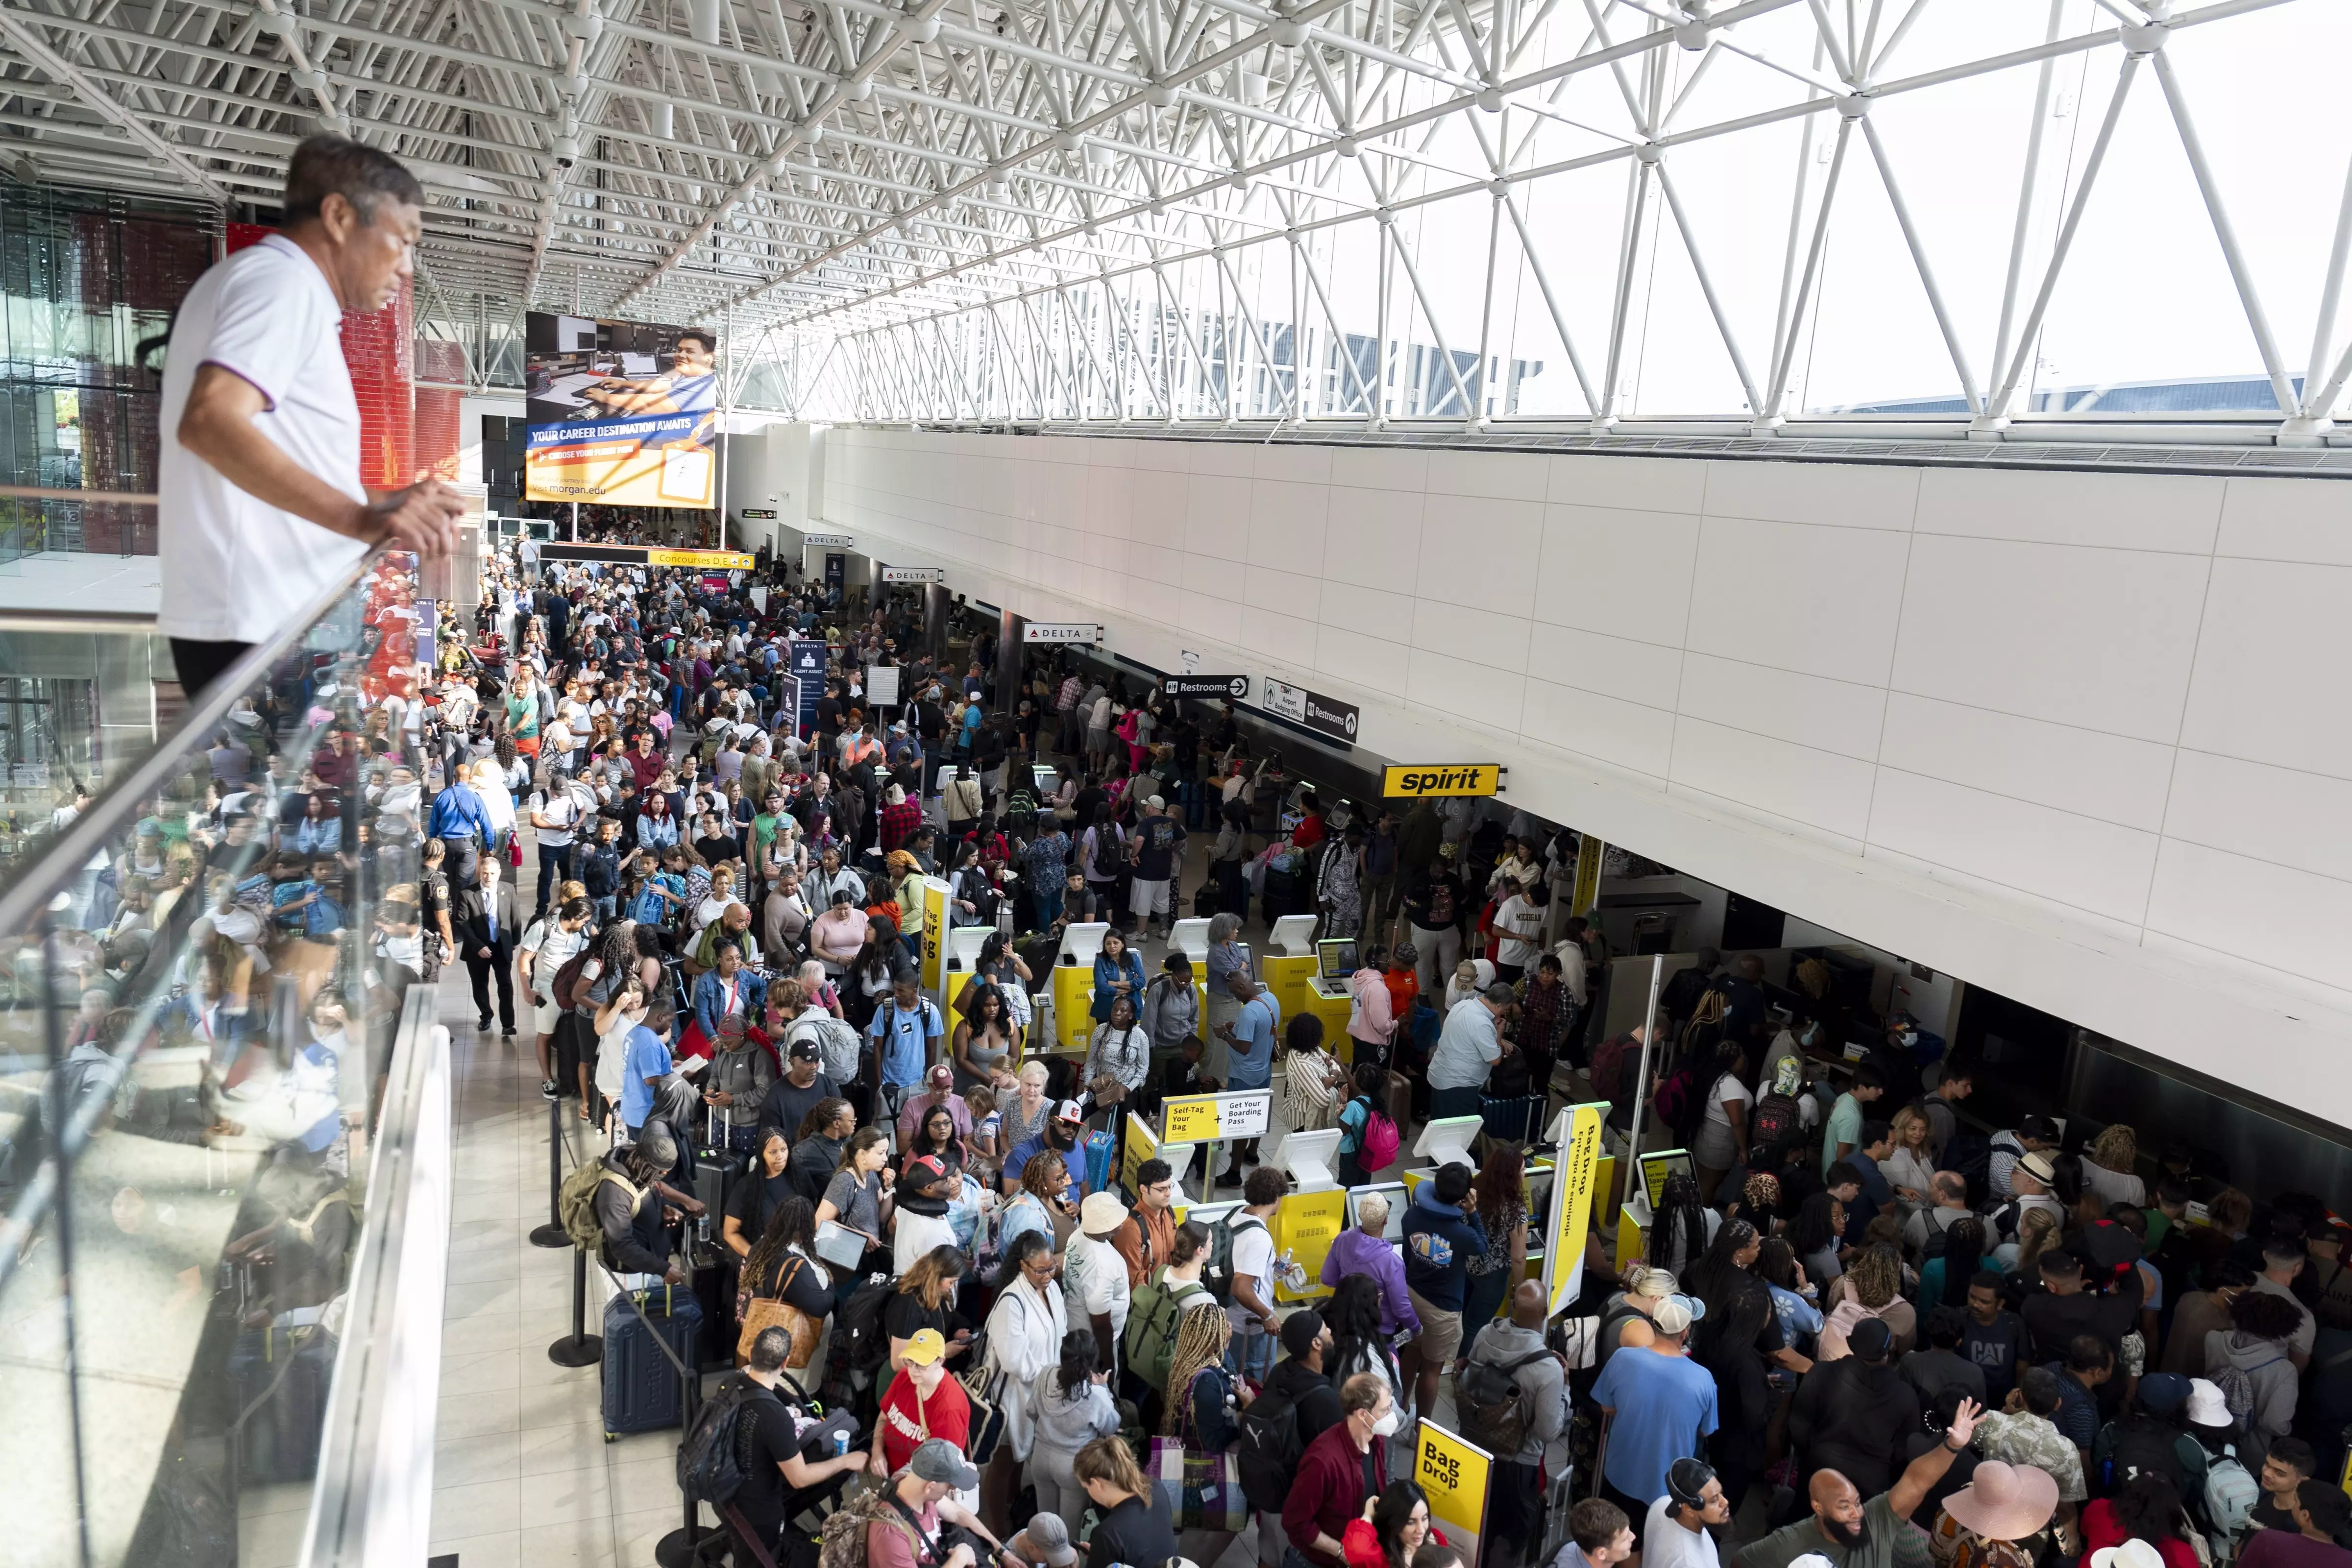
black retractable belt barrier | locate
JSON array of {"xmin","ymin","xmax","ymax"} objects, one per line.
[{"xmin": 530, "ymin": 1089, "xmax": 571, "ymax": 1248}]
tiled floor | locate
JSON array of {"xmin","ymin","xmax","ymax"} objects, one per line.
[{"xmin": 426, "ymin": 959, "xmax": 698, "ymax": 1568}]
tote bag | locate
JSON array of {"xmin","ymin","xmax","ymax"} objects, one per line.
[{"xmin": 1147, "ymin": 1367, "xmax": 1249, "ymax": 1532}]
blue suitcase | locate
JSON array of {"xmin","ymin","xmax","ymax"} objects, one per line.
[
  {"xmin": 227, "ymin": 1324, "xmax": 338, "ymax": 1482},
  {"xmin": 602, "ymin": 1282, "xmax": 703, "ymax": 1438},
  {"xmin": 1081, "ymin": 1128, "xmax": 1116, "ymax": 1194}
]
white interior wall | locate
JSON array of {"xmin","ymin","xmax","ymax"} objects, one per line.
[
  {"xmin": 455, "ymin": 395, "xmax": 523, "ymax": 490},
  {"xmin": 820, "ymin": 428, "xmax": 2352, "ymax": 1119}
]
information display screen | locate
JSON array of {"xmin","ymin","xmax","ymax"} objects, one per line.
[{"xmin": 523, "ymin": 311, "xmax": 718, "ymax": 507}]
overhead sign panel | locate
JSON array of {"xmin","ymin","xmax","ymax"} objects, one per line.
[
  {"xmin": 1264, "ymin": 678, "xmax": 1360, "ymax": 744},
  {"xmin": 1382, "ymin": 764, "xmax": 1505, "ymax": 798},
  {"xmin": 538, "ymin": 543, "xmax": 754, "ymax": 570},
  {"xmin": 881, "ymin": 565, "xmax": 945, "ymax": 583},
  {"xmin": 804, "ymin": 532, "xmax": 855, "ymax": 548},
  {"xmin": 1165, "ymin": 675, "xmax": 1248, "ymax": 700},
  {"xmin": 1023, "ymin": 622, "xmax": 1106, "ymax": 644}
]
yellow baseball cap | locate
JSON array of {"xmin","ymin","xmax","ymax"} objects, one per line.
[{"xmin": 901, "ymin": 1327, "xmax": 948, "ymax": 1366}]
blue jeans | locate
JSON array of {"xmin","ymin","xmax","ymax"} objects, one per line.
[{"xmin": 1032, "ymin": 883, "xmax": 1064, "ymax": 932}]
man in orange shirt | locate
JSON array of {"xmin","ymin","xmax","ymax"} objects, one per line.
[{"xmin": 1111, "ymin": 1158, "xmax": 1178, "ymax": 1287}]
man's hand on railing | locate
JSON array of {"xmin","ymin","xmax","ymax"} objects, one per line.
[{"xmin": 364, "ymin": 479, "xmax": 465, "ymax": 559}]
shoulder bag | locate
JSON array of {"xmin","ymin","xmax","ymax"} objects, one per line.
[
  {"xmin": 735, "ymin": 1254, "xmax": 822, "ymax": 1369},
  {"xmin": 1148, "ymin": 1366, "xmax": 1250, "ymax": 1532}
]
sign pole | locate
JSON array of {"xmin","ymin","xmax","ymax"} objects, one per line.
[{"xmin": 1621, "ymin": 955, "xmax": 1666, "ymax": 1190}]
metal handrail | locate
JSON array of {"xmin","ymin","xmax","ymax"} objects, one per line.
[
  {"xmin": 0, "ymin": 543, "xmax": 389, "ymax": 933},
  {"xmin": 298, "ymin": 985, "xmax": 452, "ymax": 1568}
]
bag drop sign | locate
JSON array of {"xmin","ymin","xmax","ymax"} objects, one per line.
[{"xmin": 1382, "ymin": 764, "xmax": 1504, "ymax": 799}]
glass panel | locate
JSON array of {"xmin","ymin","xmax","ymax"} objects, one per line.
[{"xmin": 0, "ymin": 549, "xmax": 430, "ymax": 1568}]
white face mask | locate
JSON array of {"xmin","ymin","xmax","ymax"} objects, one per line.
[{"xmin": 1370, "ymin": 1408, "xmax": 1401, "ymax": 1438}]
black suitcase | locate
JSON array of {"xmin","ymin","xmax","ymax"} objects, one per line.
[
  {"xmin": 688, "ymin": 1242, "xmax": 736, "ymax": 1370},
  {"xmin": 1192, "ymin": 880, "xmax": 1221, "ymax": 918},
  {"xmin": 602, "ymin": 1282, "xmax": 704, "ymax": 1438},
  {"xmin": 1480, "ymin": 1093, "xmax": 1544, "ymax": 1148},
  {"xmin": 694, "ymin": 1106, "xmax": 745, "ymax": 1222},
  {"xmin": 227, "ymin": 1324, "xmax": 337, "ymax": 1482},
  {"xmin": 1262, "ymin": 868, "xmax": 1306, "ymax": 922}
]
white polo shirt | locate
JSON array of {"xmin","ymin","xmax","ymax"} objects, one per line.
[{"xmin": 158, "ymin": 234, "xmax": 368, "ymax": 643}]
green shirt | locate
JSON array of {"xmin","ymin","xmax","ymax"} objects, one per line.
[
  {"xmin": 1823, "ymin": 1091, "xmax": 1864, "ymax": 1169},
  {"xmin": 505, "ymin": 692, "xmax": 539, "ymax": 739},
  {"xmin": 1739, "ymin": 1493, "xmax": 1904, "ymax": 1568}
]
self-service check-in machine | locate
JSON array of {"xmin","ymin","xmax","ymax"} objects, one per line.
[
  {"xmin": 1262, "ymin": 913, "xmax": 1322, "ymax": 1024},
  {"xmin": 1302, "ymin": 936, "xmax": 1359, "ymax": 1060},
  {"xmin": 1051, "ymin": 920, "xmax": 1108, "ymax": 1053}
]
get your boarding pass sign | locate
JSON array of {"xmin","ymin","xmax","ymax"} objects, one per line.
[{"xmin": 1161, "ymin": 1090, "xmax": 1272, "ymax": 1144}]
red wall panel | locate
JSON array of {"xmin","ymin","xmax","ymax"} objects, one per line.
[{"xmin": 224, "ymin": 222, "xmax": 415, "ymax": 488}]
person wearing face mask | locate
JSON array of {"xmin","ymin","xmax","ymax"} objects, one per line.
[
  {"xmin": 1732, "ymin": 1397, "xmax": 1985, "ymax": 1568},
  {"xmin": 1284, "ymin": 1372, "xmax": 1404, "ymax": 1568}
]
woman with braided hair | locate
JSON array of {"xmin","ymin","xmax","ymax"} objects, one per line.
[{"xmin": 1162, "ymin": 1302, "xmax": 1245, "ymax": 1568}]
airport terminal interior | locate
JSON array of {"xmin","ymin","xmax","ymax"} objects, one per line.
[{"xmin": 13, "ymin": 1, "xmax": 2352, "ymax": 1567}]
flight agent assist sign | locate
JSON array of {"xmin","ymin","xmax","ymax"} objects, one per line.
[{"xmin": 1382, "ymin": 764, "xmax": 1506, "ymax": 799}]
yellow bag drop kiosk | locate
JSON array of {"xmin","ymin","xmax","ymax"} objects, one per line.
[
  {"xmin": 1260, "ymin": 914, "xmax": 1322, "ymax": 1026},
  {"xmin": 1050, "ymin": 921, "xmax": 1109, "ymax": 1053}
]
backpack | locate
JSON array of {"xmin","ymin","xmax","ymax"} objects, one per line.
[
  {"xmin": 1235, "ymin": 1382, "xmax": 1305, "ymax": 1513},
  {"xmin": 818, "ymin": 1482, "xmax": 926, "ymax": 1568},
  {"xmin": 836, "ymin": 1273, "xmax": 899, "ymax": 1375},
  {"xmin": 551, "ymin": 945, "xmax": 598, "ymax": 1011},
  {"xmin": 1651, "ymin": 1066, "xmax": 1705, "ymax": 1142},
  {"xmin": 1456, "ymin": 1349, "xmax": 1550, "ymax": 1456},
  {"xmin": 2209, "ymin": 1359, "xmax": 2280, "ymax": 1423},
  {"xmin": 1356, "ymin": 1096, "xmax": 1402, "ymax": 1175},
  {"xmin": 1751, "ymin": 1091, "xmax": 1803, "ymax": 1151},
  {"xmin": 2203, "ymin": 1445, "xmax": 2260, "ymax": 1541},
  {"xmin": 677, "ymin": 1375, "xmax": 781, "ymax": 1503},
  {"xmin": 558, "ymin": 1161, "xmax": 635, "ymax": 1253},
  {"xmin": 1203, "ymin": 1213, "xmax": 1267, "ymax": 1305},
  {"xmin": 1122, "ymin": 1272, "xmax": 1214, "ymax": 1393}
]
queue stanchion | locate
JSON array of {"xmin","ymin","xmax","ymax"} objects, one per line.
[
  {"xmin": 530, "ymin": 1089, "xmax": 570, "ymax": 1248},
  {"xmin": 549, "ymin": 1246, "xmax": 604, "ymax": 1367},
  {"xmin": 653, "ymin": 1257, "xmax": 708, "ymax": 1568}
]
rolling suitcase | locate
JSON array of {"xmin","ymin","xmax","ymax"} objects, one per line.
[
  {"xmin": 1080, "ymin": 1128, "xmax": 1116, "ymax": 1194},
  {"xmin": 1480, "ymin": 1093, "xmax": 1544, "ymax": 1148},
  {"xmin": 693, "ymin": 1106, "xmax": 745, "ymax": 1222},
  {"xmin": 602, "ymin": 1281, "xmax": 704, "ymax": 1438},
  {"xmin": 227, "ymin": 1323, "xmax": 337, "ymax": 1483}
]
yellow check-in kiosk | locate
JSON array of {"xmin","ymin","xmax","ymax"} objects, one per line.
[
  {"xmin": 939, "ymin": 924, "xmax": 993, "ymax": 1018},
  {"xmin": 1299, "ymin": 934, "xmax": 1357, "ymax": 1061},
  {"xmin": 1050, "ymin": 920, "xmax": 1109, "ymax": 1053},
  {"xmin": 1261, "ymin": 913, "xmax": 1323, "ymax": 1026},
  {"xmin": 1614, "ymin": 1147, "xmax": 1695, "ymax": 1272},
  {"xmin": 1168, "ymin": 917, "xmax": 1213, "ymax": 1041}
]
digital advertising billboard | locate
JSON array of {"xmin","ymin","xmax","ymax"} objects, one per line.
[{"xmin": 523, "ymin": 311, "xmax": 718, "ymax": 507}]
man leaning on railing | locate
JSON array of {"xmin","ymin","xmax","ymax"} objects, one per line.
[{"xmin": 158, "ymin": 133, "xmax": 462, "ymax": 700}]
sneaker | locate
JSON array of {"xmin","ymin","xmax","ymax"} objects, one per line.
[
  {"xmin": 501, "ymin": 1026, "xmax": 516, "ymax": 1038},
  {"xmin": 540, "ymin": 1080, "xmax": 560, "ymax": 1101},
  {"xmin": 477, "ymin": 1016, "xmax": 493, "ymax": 1031}
]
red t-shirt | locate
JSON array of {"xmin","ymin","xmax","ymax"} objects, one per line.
[
  {"xmin": 878, "ymin": 1369, "xmax": 970, "ymax": 1474},
  {"xmin": 2078, "ymin": 1500, "xmax": 2199, "ymax": 1568}
]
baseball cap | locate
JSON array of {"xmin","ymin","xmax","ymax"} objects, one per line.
[
  {"xmin": 928, "ymin": 1062, "xmax": 954, "ymax": 1087},
  {"xmin": 908, "ymin": 1154, "xmax": 950, "ymax": 1183},
  {"xmin": 901, "ymin": 1327, "xmax": 949, "ymax": 1366},
  {"xmin": 2137, "ymin": 1373, "xmax": 2191, "ymax": 1416},
  {"xmin": 1054, "ymin": 1098, "xmax": 1085, "ymax": 1125},
  {"xmin": 1651, "ymin": 1297, "xmax": 1695, "ymax": 1336},
  {"xmin": 1849, "ymin": 1318, "xmax": 1894, "ymax": 1363},
  {"xmin": 787, "ymin": 1037, "xmax": 821, "ymax": 1062},
  {"xmin": 1145, "ymin": 795, "xmax": 1165, "ymax": 810},
  {"xmin": 1015, "ymin": 1515, "xmax": 1079, "ymax": 1568},
  {"xmin": 909, "ymin": 1436, "xmax": 980, "ymax": 1490},
  {"xmin": 1079, "ymin": 1190, "xmax": 1127, "ymax": 1236}
]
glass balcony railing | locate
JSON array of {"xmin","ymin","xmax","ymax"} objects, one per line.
[{"xmin": 0, "ymin": 546, "xmax": 452, "ymax": 1568}]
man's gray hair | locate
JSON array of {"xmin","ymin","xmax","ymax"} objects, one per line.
[{"xmin": 1484, "ymin": 981, "xmax": 1518, "ymax": 1006}]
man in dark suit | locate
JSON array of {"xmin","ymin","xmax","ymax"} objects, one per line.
[{"xmin": 457, "ymin": 854, "xmax": 519, "ymax": 1035}]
